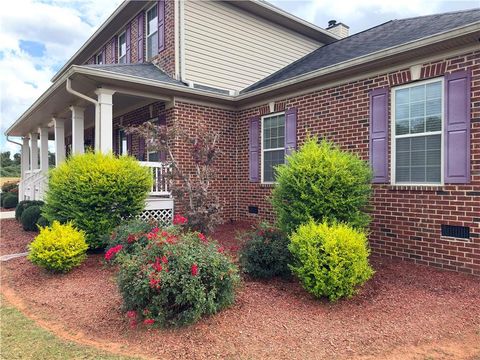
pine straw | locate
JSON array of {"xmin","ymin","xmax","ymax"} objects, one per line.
[{"xmin": 1, "ymin": 219, "xmax": 479, "ymax": 359}]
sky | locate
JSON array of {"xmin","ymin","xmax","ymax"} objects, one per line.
[{"xmin": 1, "ymin": 0, "xmax": 478, "ymax": 156}]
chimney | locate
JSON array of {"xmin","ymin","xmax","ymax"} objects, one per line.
[{"xmin": 327, "ymin": 20, "xmax": 349, "ymax": 39}]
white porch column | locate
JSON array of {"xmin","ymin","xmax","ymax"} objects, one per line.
[
  {"xmin": 39, "ymin": 127, "xmax": 49, "ymax": 173},
  {"xmin": 29, "ymin": 132, "xmax": 39, "ymax": 170},
  {"xmin": 95, "ymin": 88, "xmax": 115, "ymax": 153},
  {"xmin": 21, "ymin": 137, "xmax": 30, "ymax": 177},
  {"xmin": 53, "ymin": 118, "xmax": 65, "ymax": 166},
  {"xmin": 70, "ymin": 106, "xmax": 85, "ymax": 154}
]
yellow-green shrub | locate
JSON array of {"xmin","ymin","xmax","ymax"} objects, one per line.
[
  {"xmin": 289, "ymin": 221, "xmax": 374, "ymax": 301},
  {"xmin": 42, "ymin": 152, "xmax": 152, "ymax": 248},
  {"xmin": 28, "ymin": 221, "xmax": 88, "ymax": 273}
]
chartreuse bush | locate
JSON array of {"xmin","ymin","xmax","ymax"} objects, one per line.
[
  {"xmin": 28, "ymin": 221, "xmax": 88, "ymax": 273},
  {"xmin": 239, "ymin": 222, "xmax": 292, "ymax": 279},
  {"xmin": 42, "ymin": 152, "xmax": 152, "ymax": 249},
  {"xmin": 271, "ymin": 138, "xmax": 372, "ymax": 234},
  {"xmin": 115, "ymin": 227, "xmax": 239, "ymax": 327},
  {"xmin": 289, "ymin": 221, "xmax": 374, "ymax": 301}
]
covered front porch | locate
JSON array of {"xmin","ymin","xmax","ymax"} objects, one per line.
[{"xmin": 8, "ymin": 64, "xmax": 184, "ymax": 223}]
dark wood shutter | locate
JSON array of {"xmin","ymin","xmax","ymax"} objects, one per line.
[
  {"xmin": 249, "ymin": 116, "xmax": 260, "ymax": 182},
  {"xmin": 285, "ymin": 108, "xmax": 297, "ymax": 156}
]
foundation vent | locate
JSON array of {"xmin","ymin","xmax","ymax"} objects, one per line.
[{"xmin": 441, "ymin": 224, "xmax": 470, "ymax": 239}]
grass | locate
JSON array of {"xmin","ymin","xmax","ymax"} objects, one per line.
[
  {"xmin": 0, "ymin": 177, "xmax": 19, "ymax": 187},
  {"xmin": 0, "ymin": 297, "xmax": 138, "ymax": 360}
]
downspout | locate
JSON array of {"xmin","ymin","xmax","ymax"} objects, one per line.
[
  {"xmin": 65, "ymin": 78, "xmax": 100, "ymax": 150},
  {"xmin": 6, "ymin": 136, "xmax": 22, "ymax": 148}
]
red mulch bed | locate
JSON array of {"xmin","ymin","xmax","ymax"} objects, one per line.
[
  {"xmin": 1, "ymin": 219, "xmax": 479, "ymax": 359},
  {"xmin": 0, "ymin": 219, "xmax": 35, "ymax": 255}
]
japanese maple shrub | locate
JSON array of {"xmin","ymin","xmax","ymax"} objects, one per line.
[
  {"xmin": 289, "ymin": 221, "xmax": 374, "ymax": 301},
  {"xmin": 42, "ymin": 152, "xmax": 152, "ymax": 248},
  {"xmin": 114, "ymin": 226, "xmax": 239, "ymax": 327},
  {"xmin": 239, "ymin": 222, "xmax": 292, "ymax": 279},
  {"xmin": 271, "ymin": 137, "xmax": 372, "ymax": 234},
  {"xmin": 127, "ymin": 122, "xmax": 222, "ymax": 234}
]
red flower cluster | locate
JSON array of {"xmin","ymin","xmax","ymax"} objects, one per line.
[
  {"xmin": 191, "ymin": 263, "xmax": 199, "ymax": 276},
  {"xmin": 126, "ymin": 310, "xmax": 137, "ymax": 328},
  {"xmin": 143, "ymin": 318, "xmax": 155, "ymax": 325},
  {"xmin": 173, "ymin": 214, "xmax": 188, "ymax": 225},
  {"xmin": 105, "ymin": 245, "xmax": 123, "ymax": 261},
  {"xmin": 198, "ymin": 233, "xmax": 208, "ymax": 243},
  {"xmin": 127, "ymin": 234, "xmax": 137, "ymax": 244}
]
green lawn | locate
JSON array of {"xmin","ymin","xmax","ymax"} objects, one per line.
[{"xmin": 0, "ymin": 298, "xmax": 138, "ymax": 360}]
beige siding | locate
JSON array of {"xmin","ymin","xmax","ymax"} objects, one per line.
[{"xmin": 183, "ymin": 0, "xmax": 322, "ymax": 92}]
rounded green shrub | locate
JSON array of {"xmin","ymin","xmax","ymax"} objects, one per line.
[
  {"xmin": 15, "ymin": 200, "xmax": 44, "ymax": 220},
  {"xmin": 36, "ymin": 216, "xmax": 49, "ymax": 228},
  {"xmin": 239, "ymin": 222, "xmax": 292, "ymax": 279},
  {"xmin": 42, "ymin": 152, "xmax": 152, "ymax": 249},
  {"xmin": 271, "ymin": 138, "xmax": 372, "ymax": 234},
  {"xmin": 21, "ymin": 205, "xmax": 42, "ymax": 231},
  {"xmin": 116, "ymin": 229, "xmax": 240, "ymax": 327},
  {"xmin": 289, "ymin": 221, "xmax": 374, "ymax": 301},
  {"xmin": 2, "ymin": 193, "xmax": 18, "ymax": 209},
  {"xmin": 28, "ymin": 221, "xmax": 88, "ymax": 273}
]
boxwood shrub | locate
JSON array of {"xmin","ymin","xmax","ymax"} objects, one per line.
[
  {"xmin": 2, "ymin": 193, "xmax": 18, "ymax": 209},
  {"xmin": 289, "ymin": 220, "xmax": 374, "ymax": 301},
  {"xmin": 42, "ymin": 152, "xmax": 152, "ymax": 249},
  {"xmin": 271, "ymin": 138, "xmax": 372, "ymax": 234},
  {"xmin": 15, "ymin": 200, "xmax": 44, "ymax": 220},
  {"xmin": 21, "ymin": 205, "xmax": 42, "ymax": 231}
]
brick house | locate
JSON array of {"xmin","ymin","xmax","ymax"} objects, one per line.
[{"xmin": 5, "ymin": 1, "xmax": 480, "ymax": 275}]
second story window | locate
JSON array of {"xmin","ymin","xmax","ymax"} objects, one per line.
[
  {"xmin": 95, "ymin": 52, "xmax": 103, "ymax": 65},
  {"xmin": 146, "ymin": 4, "xmax": 158, "ymax": 60},
  {"xmin": 262, "ymin": 113, "xmax": 286, "ymax": 183},
  {"xmin": 118, "ymin": 31, "xmax": 126, "ymax": 63}
]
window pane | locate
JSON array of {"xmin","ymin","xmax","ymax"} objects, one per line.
[
  {"xmin": 147, "ymin": 33, "xmax": 158, "ymax": 60},
  {"xmin": 410, "ymin": 117, "xmax": 425, "ymax": 134},
  {"xmin": 426, "ymin": 116, "xmax": 441, "ymax": 132},
  {"xmin": 148, "ymin": 152, "xmax": 159, "ymax": 162},
  {"xmin": 395, "ymin": 104, "xmax": 409, "ymax": 120},
  {"xmin": 426, "ymin": 166, "xmax": 441, "ymax": 182},
  {"xmin": 410, "ymin": 86, "xmax": 425, "ymax": 102},
  {"xmin": 147, "ymin": 5, "xmax": 158, "ymax": 35},
  {"xmin": 410, "ymin": 102, "xmax": 424, "ymax": 118},
  {"xmin": 426, "ymin": 82, "xmax": 441, "ymax": 99},
  {"xmin": 263, "ymin": 114, "xmax": 285, "ymax": 150},
  {"xmin": 396, "ymin": 89, "xmax": 409, "ymax": 104},
  {"xmin": 263, "ymin": 150, "xmax": 284, "ymax": 182},
  {"xmin": 119, "ymin": 33, "xmax": 126, "ymax": 56}
]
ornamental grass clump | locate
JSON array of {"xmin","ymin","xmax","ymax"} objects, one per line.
[
  {"xmin": 289, "ymin": 221, "xmax": 374, "ymax": 301},
  {"xmin": 271, "ymin": 137, "xmax": 372, "ymax": 234},
  {"xmin": 42, "ymin": 152, "xmax": 152, "ymax": 249},
  {"xmin": 28, "ymin": 221, "xmax": 88, "ymax": 273},
  {"xmin": 115, "ymin": 225, "xmax": 239, "ymax": 327}
]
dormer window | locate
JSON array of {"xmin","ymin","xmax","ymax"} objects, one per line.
[
  {"xmin": 146, "ymin": 4, "xmax": 158, "ymax": 60},
  {"xmin": 118, "ymin": 31, "xmax": 126, "ymax": 63},
  {"xmin": 95, "ymin": 52, "xmax": 103, "ymax": 65}
]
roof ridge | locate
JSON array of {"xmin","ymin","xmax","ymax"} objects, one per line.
[{"xmin": 393, "ymin": 7, "xmax": 480, "ymax": 22}]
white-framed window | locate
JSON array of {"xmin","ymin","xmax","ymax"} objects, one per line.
[
  {"xmin": 261, "ymin": 112, "xmax": 285, "ymax": 183},
  {"xmin": 95, "ymin": 52, "xmax": 103, "ymax": 65},
  {"xmin": 392, "ymin": 78, "xmax": 444, "ymax": 185},
  {"xmin": 119, "ymin": 129, "xmax": 128, "ymax": 155},
  {"xmin": 146, "ymin": 4, "xmax": 158, "ymax": 60},
  {"xmin": 118, "ymin": 31, "xmax": 126, "ymax": 63}
]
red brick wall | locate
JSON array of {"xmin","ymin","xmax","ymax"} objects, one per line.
[{"xmin": 236, "ymin": 50, "xmax": 480, "ymax": 275}]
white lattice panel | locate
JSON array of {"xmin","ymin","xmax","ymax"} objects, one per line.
[{"xmin": 138, "ymin": 208, "xmax": 173, "ymax": 226}]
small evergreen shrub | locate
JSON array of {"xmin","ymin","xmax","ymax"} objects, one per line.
[
  {"xmin": 36, "ymin": 216, "xmax": 49, "ymax": 228},
  {"xmin": 271, "ymin": 138, "xmax": 372, "ymax": 234},
  {"xmin": 239, "ymin": 222, "xmax": 292, "ymax": 279},
  {"xmin": 42, "ymin": 152, "xmax": 152, "ymax": 249},
  {"xmin": 21, "ymin": 205, "xmax": 42, "ymax": 231},
  {"xmin": 289, "ymin": 221, "xmax": 374, "ymax": 301},
  {"xmin": 2, "ymin": 193, "xmax": 18, "ymax": 209},
  {"xmin": 15, "ymin": 200, "xmax": 44, "ymax": 220},
  {"xmin": 28, "ymin": 221, "xmax": 88, "ymax": 273},
  {"xmin": 116, "ymin": 228, "xmax": 239, "ymax": 327}
]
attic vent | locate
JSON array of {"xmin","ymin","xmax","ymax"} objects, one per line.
[{"xmin": 441, "ymin": 224, "xmax": 470, "ymax": 239}]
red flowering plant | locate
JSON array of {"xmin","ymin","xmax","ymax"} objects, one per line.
[
  {"xmin": 116, "ymin": 229, "xmax": 239, "ymax": 327},
  {"xmin": 239, "ymin": 221, "xmax": 293, "ymax": 279}
]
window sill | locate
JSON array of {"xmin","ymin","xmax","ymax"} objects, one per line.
[
  {"xmin": 260, "ymin": 182, "xmax": 276, "ymax": 188},
  {"xmin": 385, "ymin": 184, "xmax": 444, "ymax": 191}
]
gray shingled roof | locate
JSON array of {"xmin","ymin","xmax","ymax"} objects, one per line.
[
  {"xmin": 242, "ymin": 9, "xmax": 480, "ymax": 93},
  {"xmin": 81, "ymin": 63, "xmax": 186, "ymax": 86}
]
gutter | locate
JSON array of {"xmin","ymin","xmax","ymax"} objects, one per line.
[{"xmin": 6, "ymin": 136, "xmax": 22, "ymax": 147}]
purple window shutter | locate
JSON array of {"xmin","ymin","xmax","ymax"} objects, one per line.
[
  {"xmin": 112, "ymin": 37, "xmax": 117, "ymax": 64},
  {"xmin": 126, "ymin": 134, "xmax": 133, "ymax": 155},
  {"xmin": 249, "ymin": 117, "xmax": 260, "ymax": 182},
  {"xmin": 159, "ymin": 114, "xmax": 167, "ymax": 161},
  {"xmin": 285, "ymin": 108, "xmax": 297, "ymax": 156},
  {"xmin": 158, "ymin": 0, "xmax": 165, "ymax": 52},
  {"xmin": 126, "ymin": 24, "xmax": 131, "ymax": 63},
  {"xmin": 138, "ymin": 138, "xmax": 146, "ymax": 161},
  {"xmin": 369, "ymin": 87, "xmax": 389, "ymax": 183},
  {"xmin": 445, "ymin": 70, "xmax": 471, "ymax": 183},
  {"xmin": 137, "ymin": 13, "xmax": 144, "ymax": 63}
]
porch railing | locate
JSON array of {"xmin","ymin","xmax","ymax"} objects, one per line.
[
  {"xmin": 139, "ymin": 161, "xmax": 171, "ymax": 197},
  {"xmin": 20, "ymin": 169, "xmax": 47, "ymax": 201}
]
